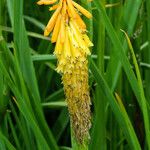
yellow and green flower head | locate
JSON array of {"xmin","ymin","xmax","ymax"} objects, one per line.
[{"xmin": 37, "ymin": 0, "xmax": 93, "ymax": 143}]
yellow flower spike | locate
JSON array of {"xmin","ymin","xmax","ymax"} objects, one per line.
[
  {"xmin": 37, "ymin": 0, "xmax": 57, "ymax": 5},
  {"xmin": 51, "ymin": 14, "xmax": 61, "ymax": 43},
  {"xmin": 37, "ymin": 0, "xmax": 93, "ymax": 144},
  {"xmin": 72, "ymin": 1, "xmax": 92, "ymax": 19},
  {"xmin": 44, "ymin": 6, "xmax": 62, "ymax": 36}
]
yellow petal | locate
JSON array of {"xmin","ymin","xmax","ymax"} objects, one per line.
[
  {"xmin": 49, "ymin": 4, "xmax": 59, "ymax": 11},
  {"xmin": 56, "ymin": 64, "xmax": 64, "ymax": 73},
  {"xmin": 67, "ymin": 26, "xmax": 78, "ymax": 47},
  {"xmin": 51, "ymin": 14, "xmax": 61, "ymax": 43},
  {"xmin": 44, "ymin": 6, "xmax": 61, "ymax": 36},
  {"xmin": 59, "ymin": 56, "xmax": 67, "ymax": 65},
  {"xmin": 74, "ymin": 14, "xmax": 86, "ymax": 30},
  {"xmin": 59, "ymin": 17, "xmax": 66, "ymax": 43},
  {"xmin": 66, "ymin": 4, "xmax": 86, "ymax": 29},
  {"xmin": 66, "ymin": 5, "xmax": 72, "ymax": 17},
  {"xmin": 83, "ymin": 47, "xmax": 91, "ymax": 55},
  {"xmin": 70, "ymin": 21, "xmax": 91, "ymax": 55},
  {"xmin": 83, "ymin": 34, "xmax": 93, "ymax": 47},
  {"xmin": 70, "ymin": 21, "xmax": 86, "ymax": 49},
  {"xmin": 66, "ymin": 0, "xmax": 77, "ymax": 17},
  {"xmin": 37, "ymin": 0, "xmax": 57, "ymax": 5},
  {"xmin": 62, "ymin": 0, "xmax": 67, "ymax": 16},
  {"xmin": 63, "ymin": 27, "xmax": 71, "ymax": 57},
  {"xmin": 67, "ymin": 27, "xmax": 81, "ymax": 57},
  {"xmin": 54, "ymin": 32, "xmax": 63, "ymax": 55},
  {"xmin": 74, "ymin": 47, "xmax": 82, "ymax": 58},
  {"xmin": 72, "ymin": 1, "xmax": 92, "ymax": 19}
]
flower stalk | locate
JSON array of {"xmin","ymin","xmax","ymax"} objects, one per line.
[{"xmin": 37, "ymin": 0, "xmax": 93, "ymax": 144}]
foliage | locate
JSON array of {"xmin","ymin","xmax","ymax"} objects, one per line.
[{"xmin": 0, "ymin": 0, "xmax": 150, "ymax": 150}]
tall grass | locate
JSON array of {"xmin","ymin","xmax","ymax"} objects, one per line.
[{"xmin": 0, "ymin": 0, "xmax": 150, "ymax": 150}]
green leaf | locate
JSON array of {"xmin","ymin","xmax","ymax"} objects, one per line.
[{"xmin": 90, "ymin": 59, "xmax": 141, "ymax": 150}]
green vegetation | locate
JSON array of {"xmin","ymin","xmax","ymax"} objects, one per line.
[{"xmin": 0, "ymin": 0, "xmax": 150, "ymax": 149}]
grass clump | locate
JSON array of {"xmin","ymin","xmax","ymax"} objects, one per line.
[{"xmin": 0, "ymin": 0, "xmax": 150, "ymax": 150}]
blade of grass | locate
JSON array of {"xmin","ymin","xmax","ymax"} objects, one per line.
[
  {"xmin": 93, "ymin": 0, "xmax": 150, "ymax": 148},
  {"xmin": 7, "ymin": 113, "xmax": 21, "ymax": 150},
  {"xmin": 0, "ymin": 25, "xmax": 50, "ymax": 40},
  {"xmin": 12, "ymin": 0, "xmax": 59, "ymax": 148},
  {"xmin": 0, "ymin": 130, "xmax": 16, "ymax": 150},
  {"xmin": 90, "ymin": 0, "xmax": 107, "ymax": 149},
  {"xmin": 121, "ymin": 29, "xmax": 150, "ymax": 149},
  {"xmin": 123, "ymin": 0, "xmax": 142, "ymax": 34},
  {"xmin": 42, "ymin": 101, "xmax": 67, "ymax": 108},
  {"xmin": 32, "ymin": 54, "xmax": 56, "ymax": 61},
  {"xmin": 9, "ymin": 101, "xmax": 33, "ymax": 150},
  {"xmin": 93, "ymin": 0, "xmax": 143, "ymax": 120},
  {"xmin": 59, "ymin": 146, "xmax": 72, "ymax": 150},
  {"xmin": 45, "ymin": 88, "xmax": 64, "ymax": 102},
  {"xmin": 0, "ymin": 35, "xmax": 57, "ymax": 149},
  {"xmin": 145, "ymin": 0, "xmax": 150, "ymax": 103},
  {"xmin": 24, "ymin": 15, "xmax": 45, "ymax": 31},
  {"xmin": 90, "ymin": 59, "xmax": 141, "ymax": 150},
  {"xmin": 52, "ymin": 108, "xmax": 69, "ymax": 142},
  {"xmin": 0, "ymin": 56, "xmax": 51, "ymax": 150},
  {"xmin": 105, "ymin": 0, "xmax": 142, "ymax": 91}
]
